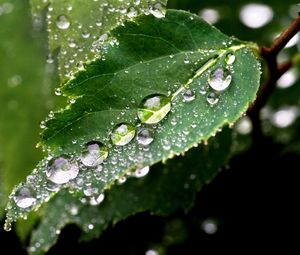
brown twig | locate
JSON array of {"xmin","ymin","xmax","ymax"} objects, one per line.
[{"xmin": 248, "ymin": 13, "xmax": 300, "ymax": 140}]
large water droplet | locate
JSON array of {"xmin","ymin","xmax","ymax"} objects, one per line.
[
  {"xmin": 80, "ymin": 142, "xmax": 108, "ymax": 167},
  {"xmin": 137, "ymin": 128, "xmax": 154, "ymax": 146},
  {"xmin": 14, "ymin": 185, "xmax": 36, "ymax": 208},
  {"xmin": 111, "ymin": 123, "xmax": 136, "ymax": 146},
  {"xmin": 138, "ymin": 94, "xmax": 171, "ymax": 124},
  {"xmin": 208, "ymin": 68, "xmax": 232, "ymax": 91},
  {"xmin": 206, "ymin": 92, "xmax": 219, "ymax": 105},
  {"xmin": 183, "ymin": 89, "xmax": 195, "ymax": 102},
  {"xmin": 46, "ymin": 156, "xmax": 79, "ymax": 184},
  {"xmin": 56, "ymin": 15, "xmax": 70, "ymax": 30}
]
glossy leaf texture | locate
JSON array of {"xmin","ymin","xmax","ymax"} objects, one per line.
[
  {"xmin": 5, "ymin": 10, "xmax": 261, "ymax": 229},
  {"xmin": 29, "ymin": 129, "xmax": 232, "ymax": 255},
  {"xmin": 30, "ymin": 0, "xmax": 168, "ymax": 80}
]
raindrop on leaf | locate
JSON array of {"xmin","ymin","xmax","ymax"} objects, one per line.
[{"xmin": 138, "ymin": 94, "xmax": 171, "ymax": 124}]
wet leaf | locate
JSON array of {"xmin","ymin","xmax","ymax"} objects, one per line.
[
  {"xmin": 29, "ymin": 129, "xmax": 232, "ymax": 255},
  {"xmin": 5, "ymin": 10, "xmax": 261, "ymax": 230}
]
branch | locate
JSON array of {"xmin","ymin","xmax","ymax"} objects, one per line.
[
  {"xmin": 261, "ymin": 13, "xmax": 300, "ymax": 57},
  {"xmin": 248, "ymin": 13, "xmax": 300, "ymax": 139}
]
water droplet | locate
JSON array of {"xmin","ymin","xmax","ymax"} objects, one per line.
[
  {"xmin": 225, "ymin": 53, "xmax": 236, "ymax": 65},
  {"xmin": 206, "ymin": 92, "xmax": 219, "ymax": 105},
  {"xmin": 199, "ymin": 85, "xmax": 209, "ymax": 95},
  {"xmin": 111, "ymin": 123, "xmax": 136, "ymax": 146},
  {"xmin": 133, "ymin": 166, "xmax": 150, "ymax": 178},
  {"xmin": 14, "ymin": 185, "xmax": 36, "ymax": 208},
  {"xmin": 137, "ymin": 128, "xmax": 154, "ymax": 146},
  {"xmin": 208, "ymin": 68, "xmax": 232, "ymax": 91},
  {"xmin": 149, "ymin": 3, "xmax": 166, "ymax": 18},
  {"xmin": 4, "ymin": 221, "xmax": 12, "ymax": 232},
  {"xmin": 55, "ymin": 88, "xmax": 62, "ymax": 96},
  {"xmin": 90, "ymin": 193, "xmax": 105, "ymax": 206},
  {"xmin": 138, "ymin": 94, "xmax": 171, "ymax": 124},
  {"xmin": 162, "ymin": 140, "xmax": 171, "ymax": 150},
  {"xmin": 127, "ymin": 7, "xmax": 138, "ymax": 18},
  {"xmin": 183, "ymin": 57, "xmax": 190, "ymax": 64},
  {"xmin": 183, "ymin": 89, "xmax": 195, "ymax": 102},
  {"xmin": 95, "ymin": 20, "xmax": 102, "ymax": 27},
  {"xmin": 40, "ymin": 121, "xmax": 46, "ymax": 129},
  {"xmin": 80, "ymin": 142, "xmax": 108, "ymax": 167},
  {"xmin": 56, "ymin": 15, "xmax": 70, "ymax": 30},
  {"xmin": 117, "ymin": 176, "xmax": 127, "ymax": 184},
  {"xmin": 82, "ymin": 31, "xmax": 90, "ymax": 39},
  {"xmin": 68, "ymin": 39, "xmax": 77, "ymax": 48},
  {"xmin": 46, "ymin": 156, "xmax": 79, "ymax": 184}
]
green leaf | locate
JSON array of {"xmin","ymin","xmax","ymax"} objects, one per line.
[
  {"xmin": 5, "ymin": 10, "xmax": 261, "ymax": 229},
  {"xmin": 31, "ymin": 0, "xmax": 168, "ymax": 80},
  {"xmin": 29, "ymin": 129, "xmax": 232, "ymax": 255}
]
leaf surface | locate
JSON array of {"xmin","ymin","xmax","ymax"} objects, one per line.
[
  {"xmin": 29, "ymin": 129, "xmax": 232, "ymax": 254},
  {"xmin": 5, "ymin": 10, "xmax": 261, "ymax": 229}
]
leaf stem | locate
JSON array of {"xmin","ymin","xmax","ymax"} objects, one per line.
[{"xmin": 248, "ymin": 13, "xmax": 300, "ymax": 140}]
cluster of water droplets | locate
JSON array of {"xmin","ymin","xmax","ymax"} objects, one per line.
[
  {"xmin": 180, "ymin": 52, "xmax": 235, "ymax": 106},
  {"xmin": 5, "ymin": 41, "xmax": 240, "ymax": 232},
  {"xmin": 41, "ymin": 0, "xmax": 166, "ymax": 80}
]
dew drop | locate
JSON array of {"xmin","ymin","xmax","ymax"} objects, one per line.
[
  {"xmin": 206, "ymin": 92, "xmax": 219, "ymax": 105},
  {"xmin": 95, "ymin": 20, "xmax": 102, "ymax": 27},
  {"xmin": 4, "ymin": 221, "xmax": 12, "ymax": 232},
  {"xmin": 117, "ymin": 176, "xmax": 127, "ymax": 184},
  {"xmin": 54, "ymin": 88, "xmax": 62, "ymax": 96},
  {"xmin": 56, "ymin": 15, "xmax": 70, "ymax": 30},
  {"xmin": 199, "ymin": 85, "xmax": 209, "ymax": 95},
  {"xmin": 111, "ymin": 123, "xmax": 136, "ymax": 146},
  {"xmin": 183, "ymin": 89, "xmax": 195, "ymax": 102},
  {"xmin": 149, "ymin": 3, "xmax": 166, "ymax": 18},
  {"xmin": 40, "ymin": 121, "xmax": 46, "ymax": 129},
  {"xmin": 183, "ymin": 57, "xmax": 190, "ymax": 64},
  {"xmin": 225, "ymin": 53, "xmax": 236, "ymax": 65},
  {"xmin": 14, "ymin": 185, "xmax": 36, "ymax": 208},
  {"xmin": 137, "ymin": 128, "xmax": 154, "ymax": 146},
  {"xmin": 68, "ymin": 39, "xmax": 77, "ymax": 48},
  {"xmin": 90, "ymin": 193, "xmax": 105, "ymax": 206},
  {"xmin": 208, "ymin": 68, "xmax": 232, "ymax": 91},
  {"xmin": 80, "ymin": 142, "xmax": 108, "ymax": 167},
  {"xmin": 82, "ymin": 31, "xmax": 90, "ymax": 39},
  {"xmin": 127, "ymin": 7, "xmax": 138, "ymax": 18},
  {"xmin": 138, "ymin": 94, "xmax": 171, "ymax": 124},
  {"xmin": 46, "ymin": 156, "xmax": 79, "ymax": 184},
  {"xmin": 133, "ymin": 166, "xmax": 150, "ymax": 178}
]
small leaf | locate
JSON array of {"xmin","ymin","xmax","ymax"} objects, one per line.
[
  {"xmin": 30, "ymin": 0, "xmax": 168, "ymax": 80},
  {"xmin": 29, "ymin": 129, "xmax": 232, "ymax": 255},
  {"xmin": 5, "ymin": 10, "xmax": 261, "ymax": 228}
]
